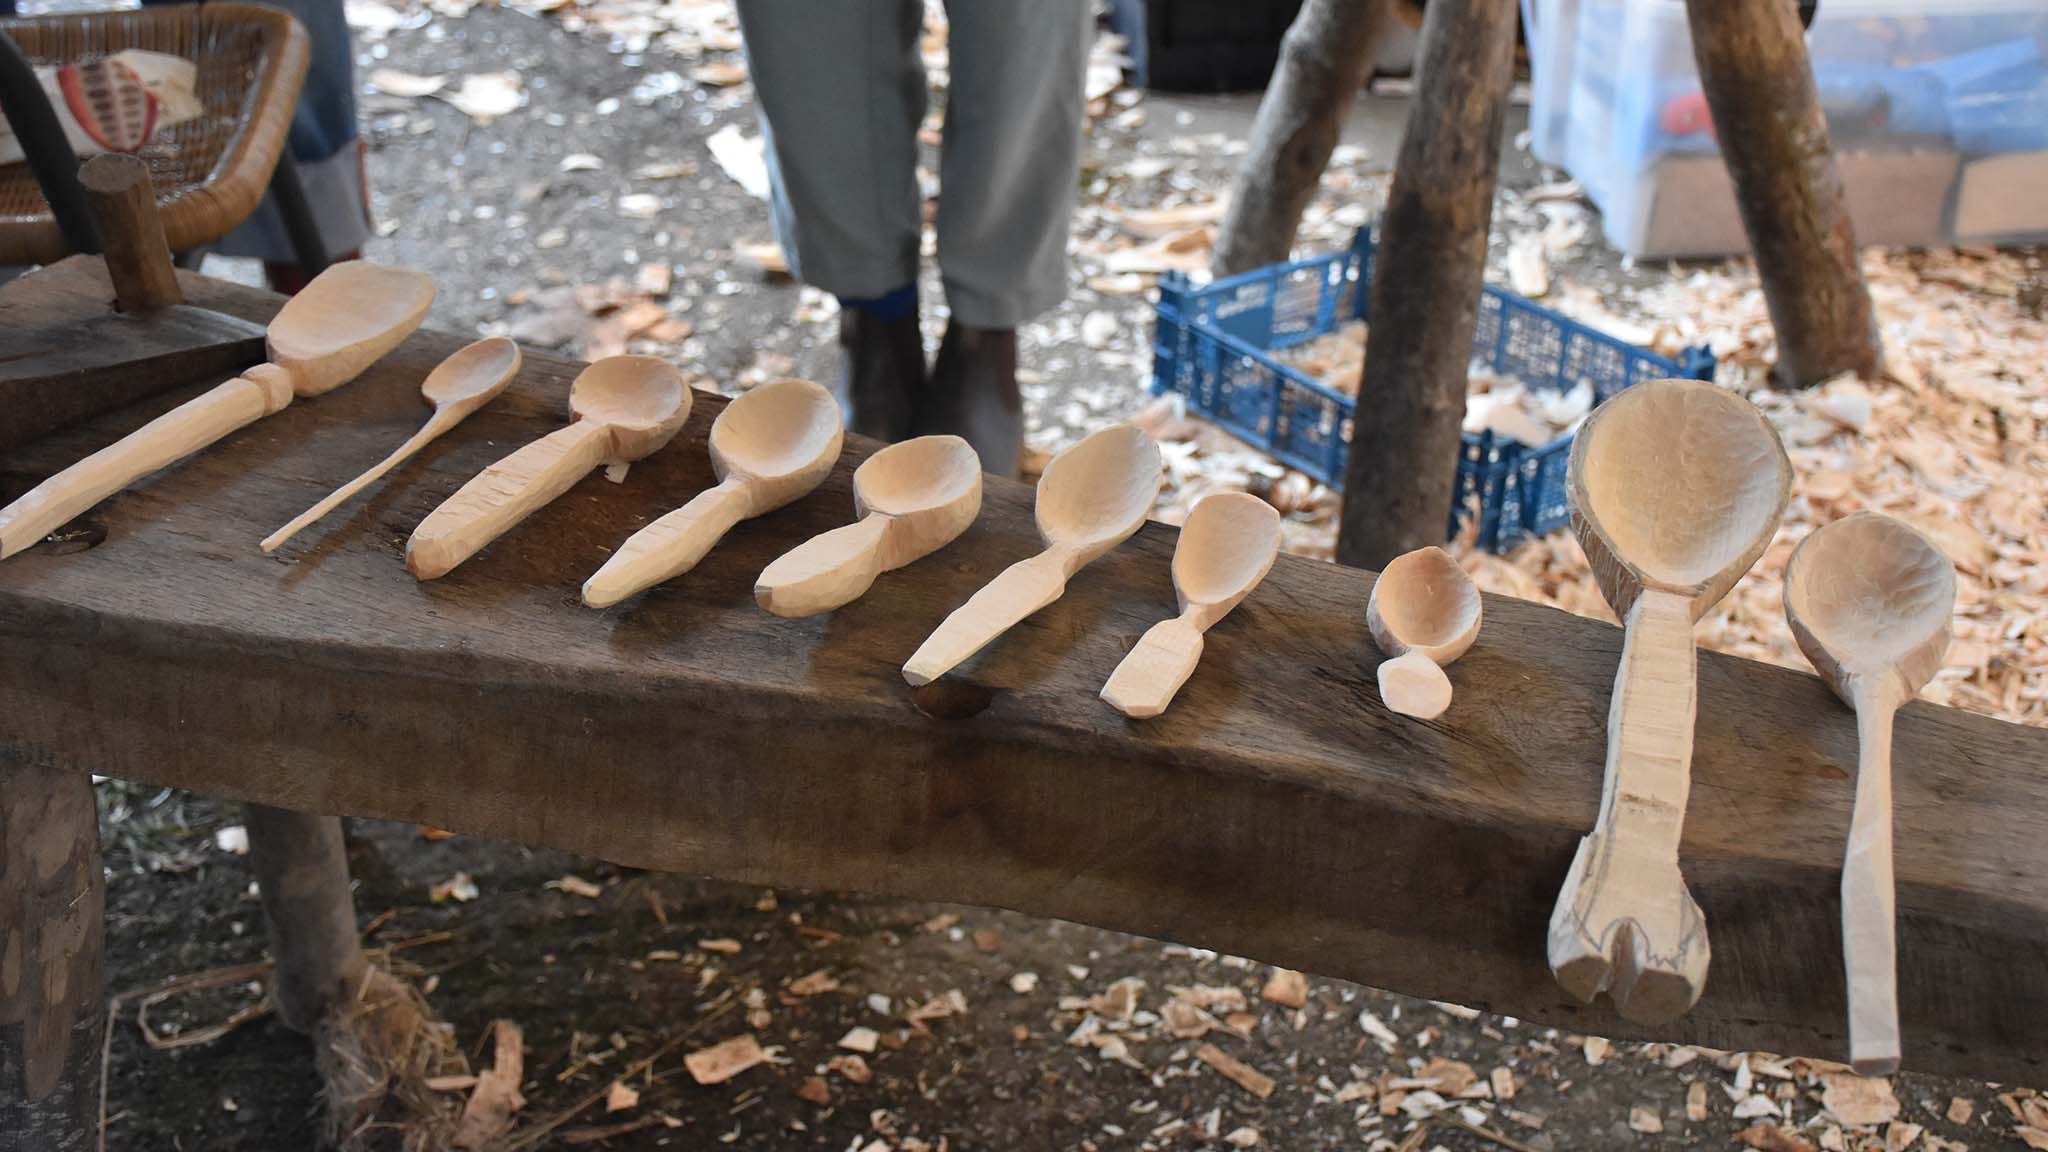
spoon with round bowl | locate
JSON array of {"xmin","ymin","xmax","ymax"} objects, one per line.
[
  {"xmin": 755, "ymin": 434, "xmax": 982, "ymax": 618},
  {"xmin": 1784, "ymin": 511, "xmax": 1954, "ymax": 1075},
  {"xmin": 583, "ymin": 377, "xmax": 842, "ymax": 608},
  {"xmin": 1366, "ymin": 545, "xmax": 1482, "ymax": 720},
  {"xmin": 1547, "ymin": 377, "xmax": 1791, "ymax": 1025},
  {"xmin": 1099, "ymin": 491, "xmax": 1279, "ymax": 719},
  {"xmin": 262, "ymin": 337, "xmax": 521, "ymax": 553},
  {"xmin": 903, "ymin": 424, "xmax": 1161, "ymax": 686},
  {"xmin": 406, "ymin": 354, "xmax": 690, "ymax": 581}
]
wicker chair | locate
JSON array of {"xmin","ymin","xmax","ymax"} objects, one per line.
[{"xmin": 0, "ymin": 2, "xmax": 310, "ymax": 266}]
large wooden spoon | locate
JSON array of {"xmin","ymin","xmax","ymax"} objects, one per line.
[
  {"xmin": 903, "ymin": 424, "xmax": 1161, "ymax": 686},
  {"xmin": 1548, "ymin": 378, "xmax": 1790, "ymax": 1024},
  {"xmin": 1100, "ymin": 491, "xmax": 1278, "ymax": 719},
  {"xmin": 262, "ymin": 337, "xmax": 521, "ymax": 553},
  {"xmin": 406, "ymin": 355, "xmax": 690, "ymax": 581},
  {"xmin": 1784, "ymin": 512, "xmax": 1954, "ymax": 1075},
  {"xmin": 583, "ymin": 378, "xmax": 842, "ymax": 607},
  {"xmin": 755, "ymin": 434, "xmax": 983, "ymax": 618},
  {"xmin": 0, "ymin": 262, "xmax": 434, "ymax": 561},
  {"xmin": 1367, "ymin": 545, "xmax": 1482, "ymax": 720}
]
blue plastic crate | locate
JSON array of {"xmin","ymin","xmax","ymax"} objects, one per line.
[{"xmin": 1151, "ymin": 228, "xmax": 1715, "ymax": 552}]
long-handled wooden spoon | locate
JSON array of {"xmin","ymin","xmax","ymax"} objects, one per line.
[
  {"xmin": 1100, "ymin": 491, "xmax": 1278, "ymax": 719},
  {"xmin": 1547, "ymin": 378, "xmax": 1790, "ymax": 1024},
  {"xmin": 0, "ymin": 262, "xmax": 434, "ymax": 561},
  {"xmin": 583, "ymin": 377, "xmax": 842, "ymax": 607},
  {"xmin": 755, "ymin": 434, "xmax": 982, "ymax": 618},
  {"xmin": 1784, "ymin": 512, "xmax": 1954, "ymax": 1075},
  {"xmin": 261, "ymin": 337, "xmax": 521, "ymax": 553},
  {"xmin": 406, "ymin": 355, "xmax": 690, "ymax": 581},
  {"xmin": 903, "ymin": 424, "xmax": 1161, "ymax": 686},
  {"xmin": 1367, "ymin": 545, "xmax": 1482, "ymax": 720}
]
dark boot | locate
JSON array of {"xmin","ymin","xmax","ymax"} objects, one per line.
[
  {"xmin": 919, "ymin": 323, "xmax": 1022, "ymax": 478},
  {"xmin": 837, "ymin": 307, "xmax": 924, "ymax": 443}
]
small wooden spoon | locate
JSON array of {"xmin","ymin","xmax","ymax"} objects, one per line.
[
  {"xmin": 1367, "ymin": 545, "xmax": 1482, "ymax": 720},
  {"xmin": 583, "ymin": 378, "xmax": 842, "ymax": 607},
  {"xmin": 755, "ymin": 434, "xmax": 983, "ymax": 618},
  {"xmin": 0, "ymin": 262, "xmax": 433, "ymax": 561},
  {"xmin": 262, "ymin": 337, "xmax": 521, "ymax": 553},
  {"xmin": 903, "ymin": 424, "xmax": 1161, "ymax": 686},
  {"xmin": 1547, "ymin": 378, "xmax": 1790, "ymax": 1025},
  {"xmin": 407, "ymin": 355, "xmax": 690, "ymax": 581},
  {"xmin": 1100, "ymin": 491, "xmax": 1278, "ymax": 718},
  {"xmin": 1784, "ymin": 512, "xmax": 1954, "ymax": 1076}
]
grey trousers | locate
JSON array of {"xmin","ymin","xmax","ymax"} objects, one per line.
[{"xmin": 735, "ymin": 0, "xmax": 1091, "ymax": 329}]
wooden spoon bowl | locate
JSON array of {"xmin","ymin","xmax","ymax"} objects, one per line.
[
  {"xmin": 1784, "ymin": 511, "xmax": 1954, "ymax": 1075},
  {"xmin": 267, "ymin": 262, "xmax": 439, "ymax": 397},
  {"xmin": 1549, "ymin": 378, "xmax": 1790, "ymax": 1025},
  {"xmin": 1367, "ymin": 545, "xmax": 1482, "ymax": 720},
  {"xmin": 569, "ymin": 354, "xmax": 692, "ymax": 458}
]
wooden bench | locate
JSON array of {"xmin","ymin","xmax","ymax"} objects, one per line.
[{"xmin": 4, "ymin": 258, "xmax": 2045, "ymax": 1137}]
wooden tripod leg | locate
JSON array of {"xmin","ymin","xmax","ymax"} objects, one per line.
[
  {"xmin": 245, "ymin": 806, "xmax": 368, "ymax": 1033},
  {"xmin": 0, "ymin": 761, "xmax": 106, "ymax": 1151}
]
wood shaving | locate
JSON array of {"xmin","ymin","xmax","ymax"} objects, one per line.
[
  {"xmin": 1195, "ymin": 1043, "xmax": 1276, "ymax": 1099},
  {"xmin": 683, "ymin": 1033, "xmax": 765, "ymax": 1086}
]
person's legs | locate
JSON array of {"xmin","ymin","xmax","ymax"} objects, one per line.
[
  {"xmin": 737, "ymin": 0, "xmax": 927, "ymax": 441},
  {"xmin": 925, "ymin": 0, "xmax": 1091, "ymax": 475}
]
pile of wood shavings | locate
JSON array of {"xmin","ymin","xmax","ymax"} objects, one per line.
[{"xmin": 1143, "ymin": 247, "xmax": 2048, "ymax": 728}]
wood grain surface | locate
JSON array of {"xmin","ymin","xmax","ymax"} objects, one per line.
[{"xmin": 2, "ymin": 258, "xmax": 2044, "ymax": 1082}]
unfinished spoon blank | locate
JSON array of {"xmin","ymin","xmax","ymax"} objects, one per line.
[
  {"xmin": 583, "ymin": 378, "xmax": 842, "ymax": 608},
  {"xmin": 1367, "ymin": 545, "xmax": 1482, "ymax": 720},
  {"xmin": 1099, "ymin": 491, "xmax": 1278, "ymax": 719},
  {"xmin": 1784, "ymin": 512, "xmax": 1954, "ymax": 1076},
  {"xmin": 406, "ymin": 355, "xmax": 690, "ymax": 581},
  {"xmin": 262, "ymin": 337, "xmax": 521, "ymax": 554},
  {"xmin": 0, "ymin": 262, "xmax": 434, "ymax": 561},
  {"xmin": 903, "ymin": 424, "xmax": 1161, "ymax": 686},
  {"xmin": 755, "ymin": 434, "xmax": 982, "ymax": 619},
  {"xmin": 1548, "ymin": 378, "xmax": 1790, "ymax": 1025}
]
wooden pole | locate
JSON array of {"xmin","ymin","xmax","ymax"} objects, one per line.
[
  {"xmin": 1686, "ymin": 0, "xmax": 1881, "ymax": 388},
  {"xmin": 0, "ymin": 761, "xmax": 105, "ymax": 1151},
  {"xmin": 1335, "ymin": 0, "xmax": 1517, "ymax": 571},
  {"xmin": 77, "ymin": 154, "xmax": 183, "ymax": 314},
  {"xmin": 1211, "ymin": 0, "xmax": 1397, "ymax": 277},
  {"xmin": 245, "ymin": 806, "xmax": 368, "ymax": 1033}
]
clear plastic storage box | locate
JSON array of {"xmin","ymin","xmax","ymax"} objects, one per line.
[{"xmin": 1525, "ymin": 0, "xmax": 2048, "ymax": 257}]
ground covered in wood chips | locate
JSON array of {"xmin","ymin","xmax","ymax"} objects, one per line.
[{"xmin": 86, "ymin": 0, "xmax": 2048, "ymax": 1148}]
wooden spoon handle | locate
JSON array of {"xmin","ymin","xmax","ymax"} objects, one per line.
[
  {"xmin": 583, "ymin": 479, "xmax": 754, "ymax": 608},
  {"xmin": 754, "ymin": 513, "xmax": 889, "ymax": 618},
  {"xmin": 1547, "ymin": 586, "xmax": 1710, "ymax": 1024},
  {"xmin": 1844, "ymin": 695, "xmax": 1900, "ymax": 1075},
  {"xmin": 0, "ymin": 366, "xmax": 294, "ymax": 561},
  {"xmin": 1377, "ymin": 649, "xmax": 1454, "ymax": 720},
  {"xmin": 262, "ymin": 405, "xmax": 466, "ymax": 554},
  {"xmin": 903, "ymin": 547, "xmax": 1074, "ymax": 686},
  {"xmin": 1099, "ymin": 613, "xmax": 1205, "ymax": 719},
  {"xmin": 406, "ymin": 419, "xmax": 609, "ymax": 581}
]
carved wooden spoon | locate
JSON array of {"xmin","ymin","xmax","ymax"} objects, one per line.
[
  {"xmin": 1100, "ymin": 491, "xmax": 1278, "ymax": 719},
  {"xmin": 583, "ymin": 377, "xmax": 842, "ymax": 607},
  {"xmin": 262, "ymin": 337, "xmax": 521, "ymax": 553},
  {"xmin": 755, "ymin": 434, "xmax": 983, "ymax": 618},
  {"xmin": 407, "ymin": 355, "xmax": 690, "ymax": 581},
  {"xmin": 903, "ymin": 424, "xmax": 1161, "ymax": 686},
  {"xmin": 1784, "ymin": 512, "xmax": 1954, "ymax": 1075},
  {"xmin": 0, "ymin": 262, "xmax": 434, "ymax": 560},
  {"xmin": 1548, "ymin": 378, "xmax": 1790, "ymax": 1025},
  {"xmin": 1367, "ymin": 545, "xmax": 1482, "ymax": 720}
]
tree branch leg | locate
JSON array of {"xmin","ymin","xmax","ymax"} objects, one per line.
[
  {"xmin": 1212, "ymin": 0, "xmax": 1398, "ymax": 276},
  {"xmin": 1, "ymin": 761, "xmax": 105, "ymax": 1152},
  {"xmin": 1686, "ymin": 0, "xmax": 1882, "ymax": 387},
  {"xmin": 1335, "ymin": 0, "xmax": 1518, "ymax": 570},
  {"xmin": 245, "ymin": 806, "xmax": 370, "ymax": 1034}
]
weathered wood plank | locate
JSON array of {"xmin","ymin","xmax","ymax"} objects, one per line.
[{"xmin": 2, "ymin": 258, "xmax": 2045, "ymax": 1083}]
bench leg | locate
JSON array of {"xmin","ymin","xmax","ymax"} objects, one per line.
[
  {"xmin": 0, "ymin": 761, "xmax": 106, "ymax": 1152},
  {"xmin": 244, "ymin": 806, "xmax": 367, "ymax": 1033}
]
